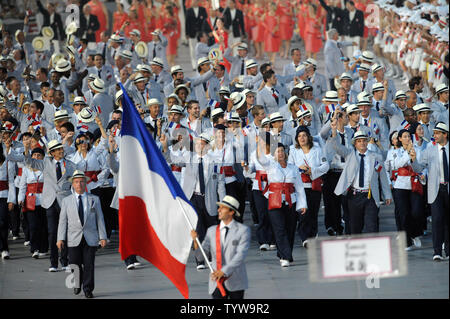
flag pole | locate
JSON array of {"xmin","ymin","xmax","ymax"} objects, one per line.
[{"xmin": 176, "ymin": 198, "xmax": 215, "ymax": 273}]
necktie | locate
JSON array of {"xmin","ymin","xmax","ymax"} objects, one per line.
[
  {"xmin": 153, "ymin": 119, "xmax": 158, "ymax": 139},
  {"xmin": 155, "ymin": 74, "xmax": 158, "ymax": 82},
  {"xmin": 364, "ymin": 119, "xmax": 368, "ymax": 126},
  {"xmin": 78, "ymin": 195, "xmax": 84, "ymax": 226},
  {"xmin": 112, "ymin": 49, "xmax": 116, "ymax": 60},
  {"xmin": 351, "ymin": 126, "xmax": 357, "ymax": 135},
  {"xmin": 272, "ymin": 88, "xmax": 279, "ymax": 105},
  {"xmin": 337, "ymin": 42, "xmax": 344, "ymax": 57},
  {"xmin": 359, "ymin": 154, "xmax": 365, "ymax": 188},
  {"xmin": 293, "ymin": 120, "xmax": 298, "ymax": 128},
  {"xmin": 444, "ymin": 103, "xmax": 448, "ymax": 110},
  {"xmin": 224, "ymin": 226, "xmax": 229, "ymax": 240},
  {"xmin": 56, "ymin": 162, "xmax": 62, "ymax": 180},
  {"xmin": 203, "ymin": 82, "xmax": 207, "ymax": 92},
  {"xmin": 141, "ymin": 92, "xmax": 146, "ymax": 104},
  {"xmin": 198, "ymin": 157, "xmax": 206, "ymax": 194},
  {"xmin": 153, "ymin": 44, "xmax": 156, "ymax": 59},
  {"xmin": 347, "ymin": 93, "xmax": 350, "ymax": 102},
  {"xmin": 375, "ymin": 101, "xmax": 380, "ymax": 111},
  {"xmin": 241, "ymin": 59, "xmax": 245, "ymax": 75},
  {"xmin": 339, "ymin": 132, "xmax": 346, "ymax": 163},
  {"xmin": 442, "ymin": 147, "xmax": 449, "ymax": 183},
  {"xmin": 362, "ymin": 80, "xmax": 366, "ymax": 91},
  {"xmin": 98, "ymin": 69, "xmax": 101, "ymax": 78},
  {"xmin": 418, "ymin": 96, "xmax": 423, "ymax": 103}
]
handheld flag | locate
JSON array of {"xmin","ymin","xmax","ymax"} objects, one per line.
[
  {"xmin": 118, "ymin": 83, "xmax": 198, "ymax": 299},
  {"xmin": 208, "ymin": 99, "xmax": 220, "ymax": 109},
  {"xmin": 400, "ymin": 120, "xmax": 410, "ymax": 130},
  {"xmin": 374, "ymin": 161, "xmax": 382, "ymax": 173},
  {"xmin": 325, "ymin": 104, "xmax": 336, "ymax": 114}
]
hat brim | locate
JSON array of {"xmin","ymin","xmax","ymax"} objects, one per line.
[
  {"xmin": 68, "ymin": 175, "xmax": 90, "ymax": 183},
  {"xmin": 216, "ymin": 201, "xmax": 240, "ymax": 216},
  {"xmin": 48, "ymin": 144, "xmax": 64, "ymax": 152}
]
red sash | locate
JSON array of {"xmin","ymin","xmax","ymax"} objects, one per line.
[
  {"xmin": 220, "ymin": 166, "xmax": 236, "ymax": 177},
  {"xmin": 171, "ymin": 165, "xmax": 182, "ymax": 172},
  {"xmin": 255, "ymin": 170, "xmax": 269, "ymax": 194},
  {"xmin": 85, "ymin": 170, "xmax": 101, "ymax": 184},
  {"xmin": 26, "ymin": 182, "xmax": 44, "ymax": 194},
  {"xmin": 268, "ymin": 183, "xmax": 295, "ymax": 210},
  {"xmin": 18, "ymin": 168, "xmax": 23, "ymax": 177},
  {"xmin": 215, "ymin": 225, "xmax": 227, "ymax": 297},
  {"xmin": 301, "ymin": 173, "xmax": 323, "ymax": 192},
  {"xmin": 397, "ymin": 166, "xmax": 423, "ymax": 195},
  {"xmin": 0, "ymin": 180, "xmax": 8, "ymax": 191}
]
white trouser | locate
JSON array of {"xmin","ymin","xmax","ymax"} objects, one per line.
[
  {"xmin": 189, "ymin": 38, "xmax": 197, "ymax": 69},
  {"xmin": 345, "ymin": 36, "xmax": 360, "ymax": 58},
  {"xmin": 178, "ymin": 0, "xmax": 187, "ymax": 42}
]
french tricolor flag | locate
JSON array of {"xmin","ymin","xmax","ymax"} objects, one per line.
[
  {"xmin": 208, "ymin": 99, "xmax": 220, "ymax": 108},
  {"xmin": 325, "ymin": 104, "xmax": 336, "ymax": 114},
  {"xmin": 118, "ymin": 83, "xmax": 198, "ymax": 299},
  {"xmin": 300, "ymin": 104, "xmax": 308, "ymax": 112},
  {"xmin": 400, "ymin": 120, "xmax": 410, "ymax": 130},
  {"xmin": 374, "ymin": 161, "xmax": 382, "ymax": 173}
]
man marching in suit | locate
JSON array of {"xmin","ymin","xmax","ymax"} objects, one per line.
[
  {"xmin": 329, "ymin": 126, "xmax": 392, "ymax": 234},
  {"xmin": 191, "ymin": 195, "xmax": 251, "ymax": 299},
  {"xmin": 57, "ymin": 170, "xmax": 107, "ymax": 298}
]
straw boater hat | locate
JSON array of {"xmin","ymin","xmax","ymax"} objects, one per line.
[
  {"xmin": 55, "ymin": 59, "xmax": 71, "ymax": 72},
  {"xmin": 91, "ymin": 78, "xmax": 105, "ymax": 93},
  {"xmin": 346, "ymin": 104, "xmax": 363, "ymax": 114},
  {"xmin": 51, "ymin": 53, "xmax": 65, "ymax": 66},
  {"xmin": 394, "ymin": 90, "xmax": 407, "ymax": 100},
  {"xmin": 135, "ymin": 41, "xmax": 148, "ymax": 58},
  {"xmin": 433, "ymin": 122, "xmax": 449, "ymax": 133},
  {"xmin": 69, "ymin": 170, "xmax": 89, "ymax": 182},
  {"xmin": 435, "ymin": 83, "xmax": 448, "ymax": 95},
  {"xmin": 230, "ymin": 92, "xmax": 246, "ymax": 110},
  {"xmin": 168, "ymin": 105, "xmax": 184, "ymax": 114},
  {"xmin": 197, "ymin": 132, "xmax": 211, "ymax": 143},
  {"xmin": 65, "ymin": 21, "xmax": 78, "ymax": 35},
  {"xmin": 73, "ymin": 96, "xmax": 87, "ymax": 105},
  {"xmin": 358, "ymin": 63, "xmax": 371, "ymax": 72},
  {"xmin": 226, "ymin": 112, "xmax": 241, "ymax": 123},
  {"xmin": 130, "ymin": 29, "xmax": 141, "ymax": 38},
  {"xmin": 287, "ymin": 96, "xmax": 301, "ymax": 109},
  {"xmin": 245, "ymin": 59, "xmax": 258, "ymax": 69},
  {"xmin": 110, "ymin": 34, "xmax": 122, "ymax": 43},
  {"xmin": 54, "ymin": 110, "xmax": 70, "ymax": 122},
  {"xmin": 237, "ymin": 43, "xmax": 248, "ymax": 50},
  {"xmin": 166, "ymin": 93, "xmax": 181, "ymax": 105},
  {"xmin": 119, "ymin": 50, "xmax": 133, "ymax": 60},
  {"xmin": 146, "ymin": 98, "xmax": 161, "ymax": 107},
  {"xmin": 357, "ymin": 96, "xmax": 372, "ymax": 106},
  {"xmin": 323, "ymin": 91, "xmax": 339, "ymax": 103},
  {"xmin": 218, "ymin": 86, "xmax": 230, "ymax": 95},
  {"xmin": 217, "ymin": 195, "xmax": 241, "ymax": 216},
  {"xmin": 151, "ymin": 57, "xmax": 164, "ymax": 68},
  {"xmin": 65, "ymin": 45, "xmax": 76, "ymax": 58},
  {"xmin": 261, "ymin": 117, "xmax": 270, "ymax": 127},
  {"xmin": 197, "ymin": 57, "xmax": 210, "ymax": 67},
  {"xmin": 41, "ymin": 26, "xmax": 54, "ymax": 39},
  {"xmin": 77, "ymin": 107, "xmax": 96, "ymax": 123},
  {"xmin": 32, "ymin": 37, "xmax": 46, "ymax": 51},
  {"xmin": 269, "ymin": 112, "xmax": 286, "ymax": 123},
  {"xmin": 136, "ymin": 64, "xmax": 152, "ymax": 73},
  {"xmin": 371, "ymin": 63, "xmax": 383, "ymax": 73},
  {"xmin": 361, "ymin": 51, "xmax": 375, "ymax": 63},
  {"xmin": 115, "ymin": 90, "xmax": 123, "ymax": 104},
  {"xmin": 170, "ymin": 65, "xmax": 183, "ymax": 75},
  {"xmin": 413, "ymin": 103, "xmax": 432, "ymax": 113},
  {"xmin": 340, "ymin": 72, "xmax": 353, "ymax": 81},
  {"xmin": 47, "ymin": 139, "xmax": 64, "ymax": 153},
  {"xmin": 352, "ymin": 130, "xmax": 370, "ymax": 144},
  {"xmin": 372, "ymin": 82, "xmax": 385, "ymax": 92},
  {"xmin": 211, "ymin": 108, "xmax": 224, "ymax": 119}
]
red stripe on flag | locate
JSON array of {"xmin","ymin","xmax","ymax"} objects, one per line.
[{"xmin": 119, "ymin": 196, "xmax": 189, "ymax": 299}]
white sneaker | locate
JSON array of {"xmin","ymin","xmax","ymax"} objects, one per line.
[
  {"xmin": 133, "ymin": 262, "xmax": 142, "ymax": 267},
  {"xmin": 196, "ymin": 264, "xmax": 206, "ymax": 270},
  {"xmin": 32, "ymin": 251, "xmax": 39, "ymax": 259},
  {"xmin": 413, "ymin": 237, "xmax": 422, "ymax": 248},
  {"xmin": 12, "ymin": 236, "xmax": 19, "ymax": 240},
  {"xmin": 302, "ymin": 240, "xmax": 309, "ymax": 249},
  {"xmin": 1, "ymin": 251, "xmax": 10, "ymax": 259},
  {"xmin": 62, "ymin": 266, "xmax": 71, "ymax": 273},
  {"xmin": 259, "ymin": 244, "xmax": 269, "ymax": 251},
  {"xmin": 433, "ymin": 255, "xmax": 444, "ymax": 261},
  {"xmin": 405, "ymin": 246, "xmax": 414, "ymax": 251},
  {"xmin": 24, "ymin": 241, "xmax": 30, "ymax": 246},
  {"xmin": 280, "ymin": 259, "xmax": 290, "ymax": 267},
  {"xmin": 48, "ymin": 267, "xmax": 58, "ymax": 272},
  {"xmin": 126, "ymin": 264, "xmax": 136, "ymax": 270},
  {"xmin": 269, "ymin": 244, "xmax": 277, "ymax": 250},
  {"xmin": 38, "ymin": 253, "xmax": 48, "ymax": 258}
]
